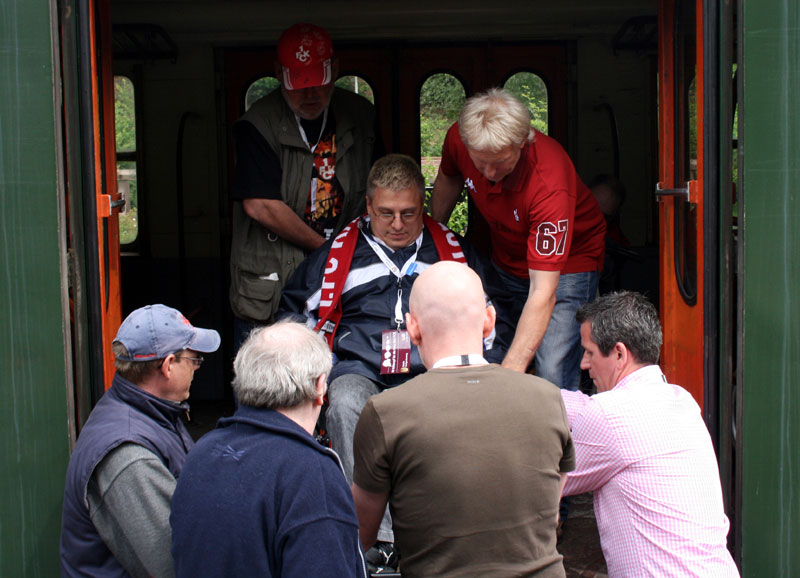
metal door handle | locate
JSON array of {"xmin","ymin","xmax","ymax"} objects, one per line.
[
  {"xmin": 655, "ymin": 181, "xmax": 689, "ymax": 200},
  {"xmin": 655, "ymin": 180, "xmax": 697, "ymax": 204},
  {"xmin": 110, "ymin": 190, "xmax": 126, "ymax": 210}
]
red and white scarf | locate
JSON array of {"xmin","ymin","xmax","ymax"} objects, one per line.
[{"xmin": 315, "ymin": 214, "xmax": 466, "ymax": 348}]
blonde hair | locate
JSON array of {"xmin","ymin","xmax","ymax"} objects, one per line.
[{"xmin": 458, "ymin": 88, "xmax": 534, "ymax": 152}]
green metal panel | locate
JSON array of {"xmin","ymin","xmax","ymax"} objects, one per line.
[
  {"xmin": 0, "ymin": 0, "xmax": 72, "ymax": 576},
  {"xmin": 739, "ymin": 0, "xmax": 800, "ymax": 575}
]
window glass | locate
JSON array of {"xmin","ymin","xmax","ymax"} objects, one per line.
[
  {"xmin": 674, "ymin": 0, "xmax": 698, "ymax": 303},
  {"xmin": 419, "ymin": 73, "xmax": 467, "ymax": 233},
  {"xmin": 335, "ymin": 75, "xmax": 374, "ymax": 104},
  {"xmin": 245, "ymin": 75, "xmax": 376, "ymax": 112},
  {"xmin": 503, "ymin": 71, "xmax": 549, "ymax": 134},
  {"xmin": 732, "ymin": 64, "xmax": 738, "ymax": 190},
  {"xmin": 114, "ymin": 76, "xmax": 137, "ymax": 245},
  {"xmin": 245, "ymin": 76, "xmax": 280, "ymax": 111}
]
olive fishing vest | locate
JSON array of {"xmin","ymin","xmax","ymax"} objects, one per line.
[{"xmin": 230, "ymin": 88, "xmax": 376, "ymax": 322}]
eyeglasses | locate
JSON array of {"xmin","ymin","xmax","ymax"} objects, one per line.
[
  {"xmin": 174, "ymin": 355, "xmax": 204, "ymax": 368},
  {"xmin": 374, "ymin": 210, "xmax": 420, "ymax": 223}
]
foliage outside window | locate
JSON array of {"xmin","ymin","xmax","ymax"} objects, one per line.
[
  {"xmin": 419, "ymin": 73, "xmax": 467, "ymax": 233},
  {"xmin": 245, "ymin": 77, "xmax": 280, "ymax": 111},
  {"xmin": 335, "ymin": 75, "xmax": 374, "ymax": 103},
  {"xmin": 504, "ymin": 72, "xmax": 549, "ymax": 134},
  {"xmin": 418, "ymin": 72, "xmax": 549, "ymax": 235},
  {"xmin": 114, "ymin": 76, "xmax": 138, "ymax": 245},
  {"xmin": 244, "ymin": 75, "xmax": 374, "ymax": 112}
]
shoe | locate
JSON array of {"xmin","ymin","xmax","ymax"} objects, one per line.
[{"xmin": 366, "ymin": 541, "xmax": 399, "ymax": 574}]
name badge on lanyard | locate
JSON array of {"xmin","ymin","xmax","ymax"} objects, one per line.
[
  {"xmin": 380, "ymin": 329, "xmax": 411, "ymax": 375},
  {"xmin": 362, "ymin": 225, "xmax": 421, "ymax": 375}
]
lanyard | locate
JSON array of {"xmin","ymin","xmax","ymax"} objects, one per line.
[
  {"xmin": 431, "ymin": 354, "xmax": 489, "ymax": 369},
  {"xmin": 295, "ymin": 108, "xmax": 329, "ymax": 213},
  {"xmin": 361, "ymin": 224, "xmax": 423, "ymax": 329},
  {"xmin": 295, "ymin": 108, "xmax": 328, "ymax": 152}
]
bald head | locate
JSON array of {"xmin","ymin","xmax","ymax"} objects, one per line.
[{"xmin": 407, "ymin": 261, "xmax": 495, "ymax": 367}]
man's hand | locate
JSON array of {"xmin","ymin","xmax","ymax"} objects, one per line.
[
  {"xmin": 243, "ymin": 198, "xmax": 326, "ymax": 251},
  {"xmin": 502, "ymin": 269, "xmax": 560, "ymax": 373}
]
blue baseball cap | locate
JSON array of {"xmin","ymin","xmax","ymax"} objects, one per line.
[{"xmin": 114, "ymin": 304, "xmax": 221, "ymax": 362}]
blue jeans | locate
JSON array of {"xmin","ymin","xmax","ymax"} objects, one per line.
[
  {"xmin": 495, "ymin": 265, "xmax": 598, "ymax": 391},
  {"xmin": 327, "ymin": 373, "xmax": 394, "ymax": 543}
]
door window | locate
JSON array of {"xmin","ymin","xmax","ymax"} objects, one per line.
[{"xmin": 114, "ymin": 75, "xmax": 138, "ymax": 245}]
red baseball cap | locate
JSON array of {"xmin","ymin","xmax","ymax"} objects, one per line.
[{"xmin": 277, "ymin": 23, "xmax": 333, "ymax": 90}]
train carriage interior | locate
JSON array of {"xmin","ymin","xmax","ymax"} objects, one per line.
[
  {"xmin": 103, "ymin": 6, "xmax": 671, "ymax": 571},
  {"xmin": 100, "ymin": 4, "xmax": 671, "ymax": 572},
  {"xmin": 109, "ymin": 0, "xmax": 662, "ymax": 404}
]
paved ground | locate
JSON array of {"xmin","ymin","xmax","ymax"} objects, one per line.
[
  {"xmin": 559, "ymin": 493, "xmax": 608, "ymax": 577},
  {"xmin": 185, "ymin": 400, "xmax": 608, "ymax": 576}
]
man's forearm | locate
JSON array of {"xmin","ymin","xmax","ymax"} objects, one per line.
[
  {"xmin": 243, "ymin": 198, "xmax": 326, "ymax": 251},
  {"xmin": 351, "ymin": 484, "xmax": 388, "ymax": 550},
  {"xmin": 502, "ymin": 292, "xmax": 555, "ymax": 372},
  {"xmin": 430, "ymin": 170, "xmax": 464, "ymax": 223}
]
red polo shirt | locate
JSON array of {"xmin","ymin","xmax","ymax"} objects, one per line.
[{"xmin": 440, "ymin": 123, "xmax": 605, "ymax": 278}]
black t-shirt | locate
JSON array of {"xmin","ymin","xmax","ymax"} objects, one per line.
[
  {"xmin": 231, "ymin": 114, "xmax": 332, "ymax": 200},
  {"xmin": 231, "ymin": 111, "xmax": 344, "ymax": 239}
]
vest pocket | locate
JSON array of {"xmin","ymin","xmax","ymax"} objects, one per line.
[{"xmin": 232, "ymin": 268, "xmax": 282, "ymax": 322}]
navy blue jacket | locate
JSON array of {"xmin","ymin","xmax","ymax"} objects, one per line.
[
  {"xmin": 278, "ymin": 220, "xmax": 515, "ymax": 387},
  {"xmin": 170, "ymin": 406, "xmax": 368, "ymax": 578},
  {"xmin": 60, "ymin": 374, "xmax": 194, "ymax": 577}
]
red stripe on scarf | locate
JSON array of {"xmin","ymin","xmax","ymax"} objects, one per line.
[{"xmin": 314, "ymin": 214, "xmax": 466, "ymax": 348}]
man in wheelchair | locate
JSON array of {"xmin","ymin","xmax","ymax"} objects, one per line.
[{"xmin": 279, "ymin": 154, "xmax": 513, "ymax": 573}]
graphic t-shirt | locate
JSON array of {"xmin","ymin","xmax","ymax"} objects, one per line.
[{"xmin": 231, "ymin": 110, "xmax": 344, "ymax": 240}]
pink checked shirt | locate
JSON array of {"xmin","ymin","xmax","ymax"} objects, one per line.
[{"xmin": 562, "ymin": 365, "xmax": 739, "ymax": 577}]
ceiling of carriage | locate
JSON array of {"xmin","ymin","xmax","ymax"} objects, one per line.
[{"xmin": 110, "ymin": 0, "xmax": 658, "ymax": 46}]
